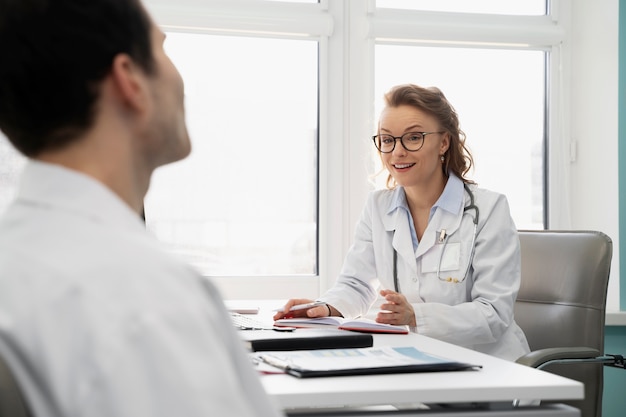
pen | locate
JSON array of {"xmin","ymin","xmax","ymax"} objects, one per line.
[{"xmin": 273, "ymin": 301, "xmax": 326, "ymax": 312}]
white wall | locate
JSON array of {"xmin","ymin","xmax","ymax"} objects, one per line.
[{"xmin": 569, "ymin": 0, "xmax": 620, "ymax": 311}]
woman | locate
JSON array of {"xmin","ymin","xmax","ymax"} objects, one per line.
[{"xmin": 275, "ymin": 84, "xmax": 529, "ymax": 361}]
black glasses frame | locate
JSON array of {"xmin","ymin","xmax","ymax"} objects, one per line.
[{"xmin": 372, "ymin": 131, "xmax": 444, "ymax": 153}]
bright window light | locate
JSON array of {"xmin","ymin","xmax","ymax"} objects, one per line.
[{"xmin": 145, "ymin": 33, "xmax": 319, "ymax": 276}]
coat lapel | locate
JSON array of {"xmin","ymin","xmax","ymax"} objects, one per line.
[{"xmin": 415, "ymin": 209, "xmax": 463, "ymax": 259}]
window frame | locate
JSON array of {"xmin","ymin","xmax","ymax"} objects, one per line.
[{"xmin": 145, "ymin": 0, "xmax": 335, "ymax": 299}]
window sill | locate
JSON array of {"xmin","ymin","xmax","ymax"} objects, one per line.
[{"xmin": 606, "ymin": 311, "xmax": 626, "ymax": 326}]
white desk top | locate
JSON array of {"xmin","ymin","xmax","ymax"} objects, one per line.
[
  {"xmin": 230, "ymin": 300, "xmax": 584, "ymax": 411},
  {"xmin": 230, "ymin": 300, "xmax": 584, "ymax": 410},
  {"xmin": 259, "ymin": 333, "xmax": 583, "ymax": 410}
]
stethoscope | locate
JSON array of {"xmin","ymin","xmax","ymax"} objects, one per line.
[{"xmin": 393, "ymin": 184, "xmax": 479, "ymax": 291}]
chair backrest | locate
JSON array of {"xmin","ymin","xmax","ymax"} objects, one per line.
[
  {"xmin": 0, "ymin": 346, "xmax": 32, "ymax": 417},
  {"xmin": 515, "ymin": 230, "xmax": 612, "ymax": 417}
]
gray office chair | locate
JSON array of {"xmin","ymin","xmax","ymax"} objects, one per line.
[
  {"xmin": 0, "ymin": 346, "xmax": 32, "ymax": 417},
  {"xmin": 514, "ymin": 230, "xmax": 624, "ymax": 417}
]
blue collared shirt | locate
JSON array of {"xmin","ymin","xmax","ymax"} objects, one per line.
[{"xmin": 388, "ymin": 174, "xmax": 465, "ymax": 250}]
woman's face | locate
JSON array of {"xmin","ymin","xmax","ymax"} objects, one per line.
[{"xmin": 378, "ymin": 105, "xmax": 449, "ymax": 189}]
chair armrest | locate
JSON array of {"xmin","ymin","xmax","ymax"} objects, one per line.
[{"xmin": 516, "ymin": 347, "xmax": 600, "ymax": 368}]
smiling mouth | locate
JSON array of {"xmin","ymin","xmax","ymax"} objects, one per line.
[{"xmin": 393, "ymin": 163, "xmax": 415, "ymax": 169}]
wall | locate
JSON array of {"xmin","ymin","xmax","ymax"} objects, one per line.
[
  {"xmin": 604, "ymin": 1, "xmax": 626, "ymax": 416},
  {"xmin": 569, "ymin": 0, "xmax": 620, "ymax": 310}
]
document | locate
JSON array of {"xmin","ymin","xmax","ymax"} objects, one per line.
[
  {"xmin": 257, "ymin": 346, "xmax": 481, "ymax": 378},
  {"xmin": 274, "ymin": 316, "xmax": 409, "ymax": 334}
]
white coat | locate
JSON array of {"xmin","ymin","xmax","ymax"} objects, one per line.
[
  {"xmin": 0, "ymin": 161, "xmax": 284, "ymax": 417},
  {"xmin": 320, "ymin": 174, "xmax": 530, "ymax": 361}
]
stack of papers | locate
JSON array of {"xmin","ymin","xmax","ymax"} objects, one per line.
[
  {"xmin": 257, "ymin": 346, "xmax": 481, "ymax": 378},
  {"xmin": 274, "ymin": 316, "xmax": 409, "ymax": 334}
]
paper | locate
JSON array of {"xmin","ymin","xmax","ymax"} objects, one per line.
[{"xmin": 257, "ymin": 346, "xmax": 481, "ymax": 378}]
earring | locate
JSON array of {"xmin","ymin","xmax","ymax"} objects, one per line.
[{"xmin": 440, "ymin": 155, "xmax": 445, "ymax": 163}]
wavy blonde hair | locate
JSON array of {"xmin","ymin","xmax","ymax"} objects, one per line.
[{"xmin": 379, "ymin": 84, "xmax": 475, "ymax": 189}]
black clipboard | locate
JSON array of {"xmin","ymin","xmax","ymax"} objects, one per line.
[{"xmin": 241, "ymin": 328, "xmax": 373, "ymax": 352}]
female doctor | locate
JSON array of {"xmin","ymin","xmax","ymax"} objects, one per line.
[{"xmin": 275, "ymin": 84, "xmax": 530, "ymax": 361}]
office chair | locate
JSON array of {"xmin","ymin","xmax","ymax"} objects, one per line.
[
  {"xmin": 514, "ymin": 230, "xmax": 624, "ymax": 417},
  {"xmin": 0, "ymin": 346, "xmax": 32, "ymax": 417}
]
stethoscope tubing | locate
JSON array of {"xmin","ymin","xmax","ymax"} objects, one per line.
[{"xmin": 393, "ymin": 184, "xmax": 479, "ymax": 291}]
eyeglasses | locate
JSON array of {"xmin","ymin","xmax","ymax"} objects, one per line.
[{"xmin": 372, "ymin": 131, "xmax": 444, "ymax": 153}]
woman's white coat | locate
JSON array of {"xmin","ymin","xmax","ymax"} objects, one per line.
[{"xmin": 321, "ymin": 174, "xmax": 530, "ymax": 361}]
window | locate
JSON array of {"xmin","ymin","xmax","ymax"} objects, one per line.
[
  {"xmin": 363, "ymin": 0, "xmax": 561, "ymax": 235},
  {"xmin": 143, "ymin": 0, "xmax": 332, "ymax": 298},
  {"xmin": 145, "ymin": 34, "xmax": 319, "ymax": 276}
]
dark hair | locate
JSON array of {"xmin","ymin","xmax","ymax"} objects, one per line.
[
  {"xmin": 0, "ymin": 0, "xmax": 156, "ymax": 157},
  {"xmin": 382, "ymin": 84, "xmax": 475, "ymax": 188}
]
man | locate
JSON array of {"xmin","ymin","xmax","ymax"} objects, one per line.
[{"xmin": 0, "ymin": 0, "xmax": 283, "ymax": 416}]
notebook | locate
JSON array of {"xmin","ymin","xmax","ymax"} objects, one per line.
[{"xmin": 274, "ymin": 316, "xmax": 409, "ymax": 334}]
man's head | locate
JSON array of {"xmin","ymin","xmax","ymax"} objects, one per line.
[{"xmin": 0, "ymin": 0, "xmax": 190, "ymax": 167}]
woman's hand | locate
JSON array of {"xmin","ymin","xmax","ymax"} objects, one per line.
[
  {"xmin": 272, "ymin": 298, "xmax": 332, "ymax": 320},
  {"xmin": 377, "ymin": 289, "xmax": 417, "ymax": 326}
]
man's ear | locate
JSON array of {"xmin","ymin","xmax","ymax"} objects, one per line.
[{"xmin": 109, "ymin": 53, "xmax": 148, "ymax": 113}]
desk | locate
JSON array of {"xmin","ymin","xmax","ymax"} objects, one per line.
[
  {"xmin": 260, "ymin": 333, "xmax": 582, "ymax": 416},
  {"xmin": 236, "ymin": 301, "xmax": 583, "ymax": 417}
]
